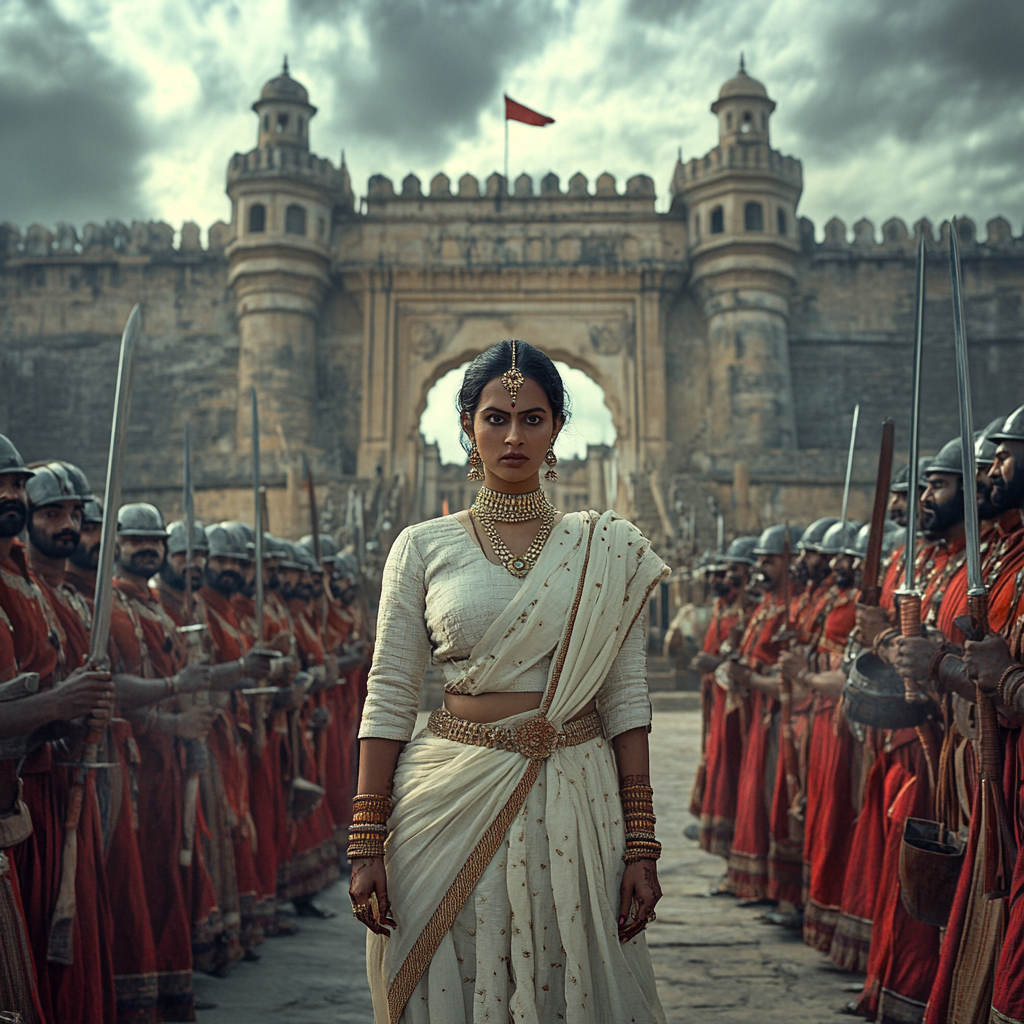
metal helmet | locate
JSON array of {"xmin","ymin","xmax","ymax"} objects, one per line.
[
  {"xmin": 334, "ymin": 552, "xmax": 360, "ymax": 581},
  {"xmin": 265, "ymin": 535, "xmax": 291, "ymax": 560},
  {"xmin": 293, "ymin": 544, "xmax": 323, "ymax": 574},
  {"xmin": 82, "ymin": 498, "xmax": 104, "ymax": 525},
  {"xmin": 923, "ymin": 437, "xmax": 964, "ymax": 477},
  {"xmin": 892, "ymin": 458, "xmax": 933, "ymax": 492},
  {"xmin": 797, "ymin": 517, "xmax": 841, "ymax": 553},
  {"xmin": 989, "ymin": 403, "xmax": 1024, "ymax": 444},
  {"xmin": 222, "ymin": 522, "xmax": 255, "ymax": 562},
  {"xmin": 721, "ymin": 535, "xmax": 758, "ymax": 566},
  {"xmin": 117, "ymin": 502, "xmax": 169, "ymax": 537},
  {"xmin": 205, "ymin": 524, "xmax": 249, "ymax": 560},
  {"xmin": 166, "ymin": 520, "xmax": 209, "ymax": 556},
  {"xmin": 752, "ymin": 524, "xmax": 803, "ymax": 556},
  {"xmin": 26, "ymin": 463, "xmax": 85, "ymax": 509},
  {"xmin": 54, "ymin": 461, "xmax": 93, "ymax": 501},
  {"xmin": 276, "ymin": 540, "xmax": 307, "ymax": 571},
  {"xmin": 0, "ymin": 436, "xmax": 35, "ymax": 479},
  {"xmin": 299, "ymin": 534, "xmax": 339, "ymax": 561},
  {"xmin": 850, "ymin": 522, "xmax": 903, "ymax": 560},
  {"xmin": 975, "ymin": 416, "xmax": 1006, "ymax": 467},
  {"xmin": 819, "ymin": 520, "xmax": 864, "ymax": 556}
]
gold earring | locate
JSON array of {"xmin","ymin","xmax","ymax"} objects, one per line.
[
  {"xmin": 467, "ymin": 442, "xmax": 484, "ymax": 481},
  {"xmin": 544, "ymin": 445, "xmax": 558, "ymax": 482}
]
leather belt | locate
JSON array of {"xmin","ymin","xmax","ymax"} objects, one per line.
[{"xmin": 427, "ymin": 706, "xmax": 603, "ymax": 760}]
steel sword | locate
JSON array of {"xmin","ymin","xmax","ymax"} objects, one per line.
[
  {"xmin": 950, "ymin": 218, "xmax": 1018, "ymax": 896},
  {"xmin": 252, "ymin": 389, "xmax": 264, "ymax": 644},
  {"xmin": 48, "ymin": 303, "xmax": 141, "ymax": 964},
  {"xmin": 840, "ymin": 404, "xmax": 860, "ymax": 527}
]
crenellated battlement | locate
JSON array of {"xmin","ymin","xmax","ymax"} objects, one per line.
[
  {"xmin": 797, "ymin": 214, "xmax": 1024, "ymax": 257},
  {"xmin": 365, "ymin": 170, "xmax": 658, "ymax": 217},
  {"xmin": 0, "ymin": 219, "xmax": 235, "ymax": 261},
  {"xmin": 675, "ymin": 143, "xmax": 802, "ymax": 192},
  {"xmin": 227, "ymin": 145, "xmax": 343, "ymax": 189}
]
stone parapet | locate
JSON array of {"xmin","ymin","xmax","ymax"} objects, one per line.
[
  {"xmin": 0, "ymin": 220, "xmax": 233, "ymax": 261},
  {"xmin": 675, "ymin": 144, "xmax": 802, "ymax": 191},
  {"xmin": 365, "ymin": 171, "xmax": 658, "ymax": 218},
  {"xmin": 227, "ymin": 145, "xmax": 343, "ymax": 189},
  {"xmin": 798, "ymin": 215, "xmax": 1024, "ymax": 257}
]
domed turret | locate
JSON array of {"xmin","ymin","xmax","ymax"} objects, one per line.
[
  {"xmin": 710, "ymin": 55, "xmax": 775, "ymax": 145},
  {"xmin": 252, "ymin": 57, "xmax": 316, "ymax": 150}
]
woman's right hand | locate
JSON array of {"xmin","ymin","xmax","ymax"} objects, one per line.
[{"xmin": 349, "ymin": 856, "xmax": 396, "ymax": 937}]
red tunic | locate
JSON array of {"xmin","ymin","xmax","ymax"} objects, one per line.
[
  {"xmin": 276, "ymin": 599, "xmax": 340, "ymax": 902},
  {"xmin": 110, "ymin": 577, "xmax": 198, "ymax": 1020},
  {"xmin": 802, "ymin": 591, "xmax": 859, "ymax": 952},
  {"xmin": 1, "ymin": 544, "xmax": 116, "ymax": 1024},
  {"xmin": 726, "ymin": 593, "xmax": 787, "ymax": 898},
  {"xmin": 695, "ymin": 599, "xmax": 750, "ymax": 857},
  {"xmin": 200, "ymin": 586, "xmax": 263, "ymax": 952}
]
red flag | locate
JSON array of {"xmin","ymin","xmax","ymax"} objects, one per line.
[{"xmin": 504, "ymin": 94, "xmax": 554, "ymax": 127}]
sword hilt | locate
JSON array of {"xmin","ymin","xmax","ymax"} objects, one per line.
[{"xmin": 897, "ymin": 591, "xmax": 929, "ymax": 704}]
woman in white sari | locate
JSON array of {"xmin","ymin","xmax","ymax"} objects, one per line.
[{"xmin": 349, "ymin": 340, "xmax": 668, "ymax": 1024}]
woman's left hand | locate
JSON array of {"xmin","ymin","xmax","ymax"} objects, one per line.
[{"xmin": 618, "ymin": 859, "xmax": 661, "ymax": 943}]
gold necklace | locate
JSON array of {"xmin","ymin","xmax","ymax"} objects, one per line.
[
  {"xmin": 469, "ymin": 487, "xmax": 559, "ymax": 578},
  {"xmin": 470, "ymin": 486, "xmax": 555, "ymax": 523}
]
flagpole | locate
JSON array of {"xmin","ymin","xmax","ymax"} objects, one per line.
[{"xmin": 504, "ymin": 116, "xmax": 509, "ymax": 194}]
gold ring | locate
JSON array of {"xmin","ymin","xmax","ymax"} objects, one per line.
[{"xmin": 351, "ymin": 902, "xmax": 368, "ymax": 916}]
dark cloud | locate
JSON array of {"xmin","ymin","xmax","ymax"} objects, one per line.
[
  {"xmin": 786, "ymin": 0, "xmax": 1024, "ymax": 160},
  {"xmin": 625, "ymin": 0, "xmax": 708, "ymax": 24},
  {"xmin": 0, "ymin": 0, "xmax": 149, "ymax": 229},
  {"xmin": 291, "ymin": 0, "xmax": 571, "ymax": 162}
]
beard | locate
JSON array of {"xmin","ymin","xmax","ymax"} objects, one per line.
[
  {"xmin": 267, "ymin": 571, "xmax": 281, "ymax": 591},
  {"xmin": 69, "ymin": 539, "xmax": 100, "ymax": 570},
  {"xmin": 29, "ymin": 522, "xmax": 80, "ymax": 559},
  {"xmin": 205, "ymin": 566, "xmax": 243, "ymax": 596},
  {"xmin": 711, "ymin": 578, "xmax": 732, "ymax": 598},
  {"xmin": 921, "ymin": 495, "xmax": 965, "ymax": 539},
  {"xmin": 834, "ymin": 568, "xmax": 856, "ymax": 589},
  {"xmin": 159, "ymin": 563, "xmax": 204, "ymax": 593},
  {"xmin": 0, "ymin": 500, "xmax": 27, "ymax": 538},
  {"xmin": 977, "ymin": 478, "xmax": 999, "ymax": 520},
  {"xmin": 281, "ymin": 581, "xmax": 313, "ymax": 602},
  {"xmin": 118, "ymin": 549, "xmax": 166, "ymax": 578},
  {"xmin": 792, "ymin": 561, "xmax": 810, "ymax": 586},
  {"xmin": 990, "ymin": 461, "xmax": 1024, "ymax": 514},
  {"xmin": 889, "ymin": 506, "xmax": 908, "ymax": 528}
]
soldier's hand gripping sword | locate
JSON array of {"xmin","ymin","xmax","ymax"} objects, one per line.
[
  {"xmin": 48, "ymin": 304, "xmax": 141, "ymax": 964},
  {"xmin": 950, "ymin": 221, "xmax": 1018, "ymax": 897}
]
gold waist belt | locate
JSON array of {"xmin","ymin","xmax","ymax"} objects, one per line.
[{"xmin": 427, "ymin": 706, "xmax": 603, "ymax": 760}]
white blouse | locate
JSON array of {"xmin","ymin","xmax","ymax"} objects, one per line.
[{"xmin": 359, "ymin": 516, "xmax": 651, "ymax": 743}]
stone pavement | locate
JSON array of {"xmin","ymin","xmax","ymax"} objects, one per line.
[{"xmin": 196, "ymin": 704, "xmax": 863, "ymax": 1022}]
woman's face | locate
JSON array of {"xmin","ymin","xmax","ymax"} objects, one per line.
[{"xmin": 465, "ymin": 376, "xmax": 561, "ymax": 489}]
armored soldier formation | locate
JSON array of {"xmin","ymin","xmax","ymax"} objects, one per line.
[
  {"xmin": 686, "ymin": 407, "xmax": 1024, "ymax": 1024},
  {"xmin": 0, "ymin": 442, "xmax": 372, "ymax": 1023}
]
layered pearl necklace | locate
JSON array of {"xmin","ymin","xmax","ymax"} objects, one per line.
[{"xmin": 469, "ymin": 486, "xmax": 559, "ymax": 579}]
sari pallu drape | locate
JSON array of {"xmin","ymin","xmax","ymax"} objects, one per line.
[{"xmin": 365, "ymin": 511, "xmax": 668, "ymax": 1024}]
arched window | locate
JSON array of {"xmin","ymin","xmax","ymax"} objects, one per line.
[
  {"xmin": 744, "ymin": 201, "xmax": 764, "ymax": 231},
  {"xmin": 285, "ymin": 204, "xmax": 307, "ymax": 236},
  {"xmin": 777, "ymin": 208, "xmax": 787, "ymax": 235},
  {"xmin": 262, "ymin": 115, "xmax": 269, "ymax": 132},
  {"xmin": 692, "ymin": 211, "xmax": 700, "ymax": 239},
  {"xmin": 710, "ymin": 206, "xmax": 724, "ymax": 234},
  {"xmin": 276, "ymin": 113, "xmax": 288, "ymax": 134},
  {"xmin": 726, "ymin": 112, "xmax": 733, "ymax": 130},
  {"xmin": 248, "ymin": 203, "xmax": 266, "ymax": 233},
  {"xmin": 740, "ymin": 111, "xmax": 752, "ymax": 134}
]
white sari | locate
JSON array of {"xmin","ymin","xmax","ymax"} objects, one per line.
[{"xmin": 364, "ymin": 510, "xmax": 669, "ymax": 1023}]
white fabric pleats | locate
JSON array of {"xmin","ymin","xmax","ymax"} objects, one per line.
[{"xmin": 366, "ymin": 714, "xmax": 665, "ymax": 1023}]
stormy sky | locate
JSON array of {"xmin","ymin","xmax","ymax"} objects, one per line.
[{"xmin": 3, "ymin": 0, "xmax": 1024, "ymax": 242}]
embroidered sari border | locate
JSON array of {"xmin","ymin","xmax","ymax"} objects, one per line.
[{"xmin": 386, "ymin": 515, "xmax": 598, "ymax": 1023}]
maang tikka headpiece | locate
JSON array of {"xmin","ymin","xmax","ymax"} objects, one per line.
[{"xmin": 501, "ymin": 340, "xmax": 526, "ymax": 408}]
